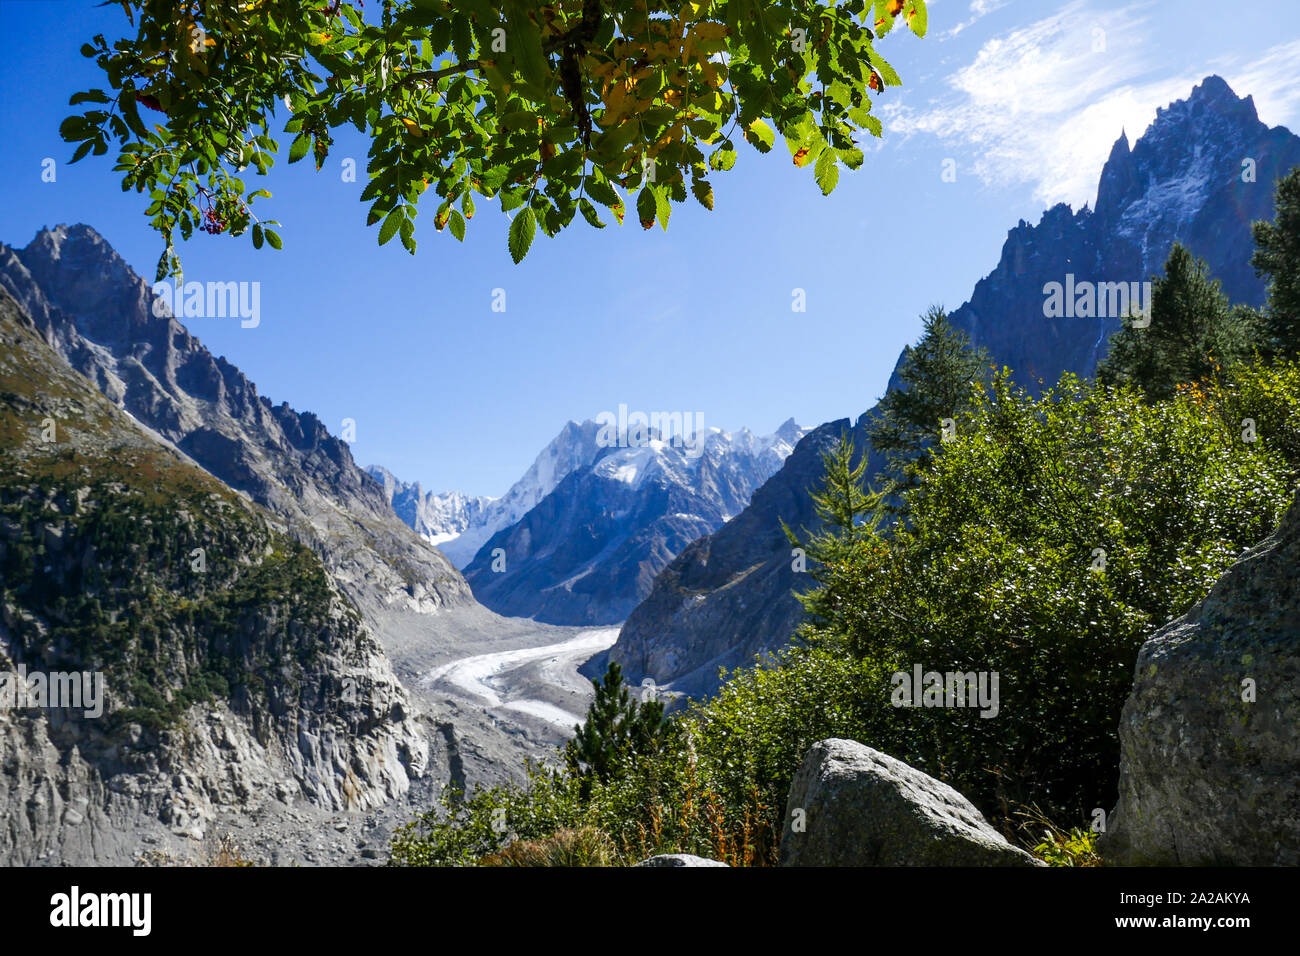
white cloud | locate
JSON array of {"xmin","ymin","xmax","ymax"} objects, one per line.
[
  {"xmin": 941, "ymin": 0, "xmax": 1010, "ymax": 40},
  {"xmin": 882, "ymin": 1, "xmax": 1300, "ymax": 209},
  {"xmin": 1220, "ymin": 39, "xmax": 1300, "ymax": 129}
]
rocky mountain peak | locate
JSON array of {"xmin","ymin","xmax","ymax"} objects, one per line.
[
  {"xmin": 1095, "ymin": 130, "xmax": 1138, "ymax": 223},
  {"xmin": 774, "ymin": 417, "xmax": 806, "ymax": 445}
]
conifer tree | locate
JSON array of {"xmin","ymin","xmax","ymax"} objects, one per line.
[
  {"xmin": 564, "ymin": 661, "xmax": 667, "ymax": 799},
  {"xmin": 864, "ymin": 306, "xmax": 991, "ymax": 496},
  {"xmin": 1252, "ymin": 166, "xmax": 1300, "ymax": 357},
  {"xmin": 1098, "ymin": 243, "xmax": 1255, "ymax": 401},
  {"xmin": 785, "ymin": 436, "xmax": 884, "ymax": 650}
]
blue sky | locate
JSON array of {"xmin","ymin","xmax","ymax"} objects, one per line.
[{"xmin": 3, "ymin": 0, "xmax": 1300, "ymax": 496}]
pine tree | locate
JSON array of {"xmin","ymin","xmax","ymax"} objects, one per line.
[
  {"xmin": 563, "ymin": 661, "xmax": 667, "ymax": 799},
  {"xmin": 1098, "ymin": 242, "xmax": 1255, "ymax": 401},
  {"xmin": 864, "ymin": 306, "xmax": 991, "ymax": 496},
  {"xmin": 1252, "ymin": 166, "xmax": 1300, "ymax": 357},
  {"xmin": 785, "ymin": 436, "xmax": 884, "ymax": 649}
]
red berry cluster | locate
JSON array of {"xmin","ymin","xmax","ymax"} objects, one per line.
[
  {"xmin": 196, "ymin": 189, "xmax": 248, "ymax": 236},
  {"xmin": 200, "ymin": 206, "xmax": 226, "ymax": 234}
]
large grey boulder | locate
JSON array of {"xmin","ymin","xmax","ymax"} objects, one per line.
[
  {"xmin": 1102, "ymin": 496, "xmax": 1300, "ymax": 866},
  {"xmin": 634, "ymin": 854, "xmax": 729, "ymax": 867},
  {"xmin": 780, "ymin": 739, "xmax": 1041, "ymax": 866}
]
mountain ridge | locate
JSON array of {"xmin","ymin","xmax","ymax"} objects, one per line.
[
  {"xmin": 454, "ymin": 417, "xmax": 808, "ymax": 624},
  {"xmin": 610, "ymin": 74, "xmax": 1300, "ymax": 696},
  {"xmin": 0, "ymin": 223, "xmax": 474, "ymax": 627}
]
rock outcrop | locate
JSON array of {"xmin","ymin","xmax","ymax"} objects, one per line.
[
  {"xmin": 780, "ymin": 739, "xmax": 1041, "ymax": 867},
  {"xmin": 0, "ymin": 289, "xmax": 427, "ymax": 864},
  {"xmin": 1102, "ymin": 496, "xmax": 1300, "ymax": 866}
]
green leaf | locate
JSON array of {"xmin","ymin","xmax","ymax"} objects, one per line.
[
  {"xmin": 451, "ymin": 14, "xmax": 472, "ymax": 63},
  {"xmin": 265, "ymin": 230, "xmax": 282, "ymax": 250},
  {"xmin": 501, "ymin": 111, "xmax": 537, "ymax": 131},
  {"xmin": 691, "ymin": 176, "xmax": 714, "ymax": 211},
  {"xmin": 654, "ymin": 186, "xmax": 671, "ymax": 230},
  {"xmin": 119, "ymin": 91, "xmax": 147, "ymax": 138},
  {"xmin": 814, "ymin": 150, "xmax": 839, "ymax": 195},
  {"xmin": 744, "ymin": 119, "xmax": 775, "ymax": 153},
  {"xmin": 906, "ymin": 0, "xmax": 929, "ymax": 38},
  {"xmin": 837, "ymin": 147, "xmax": 866, "ymax": 170},
  {"xmin": 58, "ymin": 116, "xmax": 89, "ymax": 142},
  {"xmin": 379, "ymin": 208, "xmax": 403, "ymax": 246},
  {"xmin": 508, "ymin": 207, "xmax": 536, "ymax": 263},
  {"xmin": 873, "ymin": 0, "xmax": 896, "ymax": 37},
  {"xmin": 288, "ymin": 132, "xmax": 311, "ymax": 164},
  {"xmin": 252, "ymin": 224, "xmax": 264, "ymax": 249},
  {"xmin": 507, "ymin": 10, "xmax": 549, "ymax": 87},
  {"xmin": 585, "ymin": 177, "xmax": 620, "ymax": 208},
  {"xmin": 635, "ymin": 186, "xmax": 657, "ymax": 230},
  {"xmin": 449, "ymin": 209, "xmax": 466, "ymax": 241},
  {"xmin": 579, "ymin": 197, "xmax": 606, "ymax": 229},
  {"xmin": 875, "ymin": 56, "xmax": 903, "ymax": 88},
  {"xmin": 597, "ymin": 119, "xmax": 640, "ymax": 157}
]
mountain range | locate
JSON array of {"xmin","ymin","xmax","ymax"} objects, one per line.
[
  {"xmin": 0, "ymin": 224, "xmax": 597, "ymax": 863},
  {"xmin": 372, "ymin": 418, "xmax": 807, "ymax": 624},
  {"xmin": 3, "ymin": 72, "xmax": 1294, "ymax": 864},
  {"xmin": 608, "ymin": 75, "xmax": 1300, "ymax": 696},
  {"xmin": 367, "ymin": 419, "xmax": 617, "ymax": 568}
]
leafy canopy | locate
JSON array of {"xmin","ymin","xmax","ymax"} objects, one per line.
[{"xmin": 62, "ymin": 0, "xmax": 929, "ymax": 274}]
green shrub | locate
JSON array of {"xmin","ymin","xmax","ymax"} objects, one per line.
[{"xmin": 391, "ymin": 359, "xmax": 1300, "ymax": 865}]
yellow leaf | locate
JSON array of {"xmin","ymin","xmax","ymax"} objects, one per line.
[{"xmin": 691, "ymin": 23, "xmax": 729, "ymax": 42}]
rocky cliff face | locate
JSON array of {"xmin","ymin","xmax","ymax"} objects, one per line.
[
  {"xmin": 0, "ymin": 289, "xmax": 428, "ymax": 865},
  {"xmin": 461, "ymin": 420, "xmax": 807, "ymax": 625},
  {"xmin": 1102, "ymin": 494, "xmax": 1300, "ymax": 866},
  {"xmin": 611, "ymin": 75, "xmax": 1300, "ymax": 696},
  {"xmin": 0, "ymin": 224, "xmax": 473, "ymax": 628},
  {"xmin": 945, "ymin": 75, "xmax": 1297, "ymax": 389}
]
